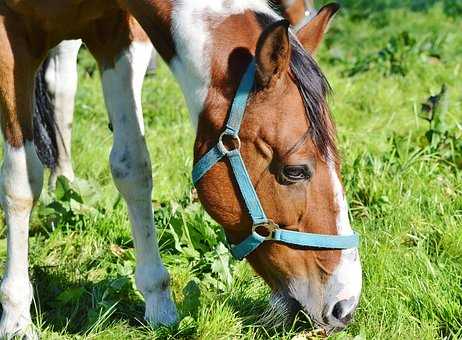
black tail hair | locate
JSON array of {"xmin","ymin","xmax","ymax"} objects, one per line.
[{"xmin": 34, "ymin": 57, "xmax": 59, "ymax": 169}]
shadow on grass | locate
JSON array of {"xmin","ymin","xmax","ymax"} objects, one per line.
[
  {"xmin": 177, "ymin": 280, "xmax": 201, "ymax": 320},
  {"xmin": 31, "ymin": 265, "xmax": 145, "ymax": 335}
]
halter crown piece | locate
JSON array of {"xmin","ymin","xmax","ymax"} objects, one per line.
[{"xmin": 192, "ymin": 59, "xmax": 359, "ymax": 260}]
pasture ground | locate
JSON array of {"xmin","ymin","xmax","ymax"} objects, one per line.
[{"xmin": 1, "ymin": 2, "xmax": 461, "ymax": 339}]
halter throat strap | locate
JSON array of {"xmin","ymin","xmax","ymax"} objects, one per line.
[{"xmin": 192, "ymin": 59, "xmax": 359, "ymax": 260}]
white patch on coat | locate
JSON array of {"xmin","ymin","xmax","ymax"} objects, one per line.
[
  {"xmin": 169, "ymin": 0, "xmax": 275, "ymax": 129},
  {"xmin": 45, "ymin": 39, "xmax": 82, "ymax": 188},
  {"xmin": 0, "ymin": 141, "xmax": 43, "ymax": 339},
  {"xmin": 101, "ymin": 41, "xmax": 177, "ymax": 326}
]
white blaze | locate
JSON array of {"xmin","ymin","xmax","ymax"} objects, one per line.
[{"xmin": 323, "ymin": 161, "xmax": 362, "ymax": 325}]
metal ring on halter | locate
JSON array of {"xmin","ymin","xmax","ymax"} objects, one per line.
[
  {"xmin": 252, "ymin": 220, "xmax": 279, "ymax": 241},
  {"xmin": 217, "ymin": 131, "xmax": 242, "ymax": 155}
]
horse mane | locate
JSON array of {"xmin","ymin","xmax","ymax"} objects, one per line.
[
  {"xmin": 256, "ymin": 12, "xmax": 338, "ymax": 162},
  {"xmin": 289, "ymin": 35, "xmax": 338, "ymax": 162}
]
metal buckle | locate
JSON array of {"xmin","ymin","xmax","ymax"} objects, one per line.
[
  {"xmin": 252, "ymin": 220, "xmax": 279, "ymax": 240},
  {"xmin": 217, "ymin": 131, "xmax": 241, "ymax": 155}
]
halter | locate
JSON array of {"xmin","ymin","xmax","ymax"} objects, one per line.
[{"xmin": 192, "ymin": 59, "xmax": 359, "ymax": 260}]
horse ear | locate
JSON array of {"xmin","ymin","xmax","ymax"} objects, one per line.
[
  {"xmin": 296, "ymin": 3, "xmax": 340, "ymax": 54},
  {"xmin": 255, "ymin": 20, "xmax": 291, "ymax": 88}
]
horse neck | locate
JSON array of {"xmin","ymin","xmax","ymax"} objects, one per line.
[{"xmin": 122, "ymin": 0, "xmax": 274, "ymax": 129}]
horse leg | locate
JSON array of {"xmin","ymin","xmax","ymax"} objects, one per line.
[
  {"xmin": 41, "ymin": 40, "xmax": 82, "ymax": 190},
  {"xmin": 89, "ymin": 40, "xmax": 177, "ymax": 325},
  {"xmin": 0, "ymin": 15, "xmax": 45, "ymax": 340}
]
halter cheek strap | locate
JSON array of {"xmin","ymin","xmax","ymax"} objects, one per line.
[{"xmin": 192, "ymin": 59, "xmax": 359, "ymax": 260}]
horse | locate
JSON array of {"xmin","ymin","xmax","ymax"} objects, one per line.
[
  {"xmin": 0, "ymin": 0, "xmax": 362, "ymax": 338},
  {"xmin": 36, "ymin": 0, "xmax": 317, "ymax": 190}
]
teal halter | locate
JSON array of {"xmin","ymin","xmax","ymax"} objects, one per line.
[{"xmin": 192, "ymin": 59, "xmax": 359, "ymax": 260}]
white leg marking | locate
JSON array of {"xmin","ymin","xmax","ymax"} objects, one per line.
[
  {"xmin": 0, "ymin": 141, "xmax": 43, "ymax": 339},
  {"xmin": 45, "ymin": 39, "xmax": 82, "ymax": 189},
  {"xmin": 101, "ymin": 41, "xmax": 177, "ymax": 326}
]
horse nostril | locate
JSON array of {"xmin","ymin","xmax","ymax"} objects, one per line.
[{"xmin": 331, "ymin": 299, "xmax": 355, "ymax": 324}]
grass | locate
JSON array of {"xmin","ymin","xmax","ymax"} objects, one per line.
[{"xmin": 1, "ymin": 2, "xmax": 462, "ymax": 339}]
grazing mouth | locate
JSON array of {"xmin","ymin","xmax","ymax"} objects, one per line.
[
  {"xmin": 256, "ymin": 291, "xmax": 299, "ymax": 328},
  {"xmin": 262, "ymin": 291, "xmax": 347, "ymax": 334},
  {"xmin": 258, "ymin": 291, "xmax": 308, "ymax": 328}
]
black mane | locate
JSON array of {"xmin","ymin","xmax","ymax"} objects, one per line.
[
  {"xmin": 289, "ymin": 34, "xmax": 337, "ymax": 161},
  {"xmin": 256, "ymin": 13, "xmax": 337, "ymax": 161}
]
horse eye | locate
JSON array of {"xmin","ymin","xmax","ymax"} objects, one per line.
[{"xmin": 281, "ymin": 165, "xmax": 311, "ymax": 183}]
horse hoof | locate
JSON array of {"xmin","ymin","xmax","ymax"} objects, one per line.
[
  {"xmin": 144, "ymin": 291, "xmax": 178, "ymax": 327},
  {"xmin": 0, "ymin": 280, "xmax": 37, "ymax": 339},
  {"xmin": 0, "ymin": 319, "xmax": 38, "ymax": 340}
]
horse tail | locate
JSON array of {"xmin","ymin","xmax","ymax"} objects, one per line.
[{"xmin": 33, "ymin": 56, "xmax": 59, "ymax": 169}]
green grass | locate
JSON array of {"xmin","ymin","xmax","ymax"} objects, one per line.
[{"xmin": 1, "ymin": 2, "xmax": 462, "ymax": 339}]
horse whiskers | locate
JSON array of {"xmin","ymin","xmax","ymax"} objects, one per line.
[
  {"xmin": 280, "ymin": 280, "xmax": 333, "ymax": 332},
  {"xmin": 293, "ymin": 301, "xmax": 336, "ymax": 334},
  {"xmin": 257, "ymin": 292, "xmax": 292, "ymax": 328},
  {"xmin": 259, "ymin": 291, "xmax": 331, "ymax": 334}
]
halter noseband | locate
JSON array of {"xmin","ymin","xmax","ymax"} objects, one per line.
[{"xmin": 192, "ymin": 59, "xmax": 359, "ymax": 260}]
